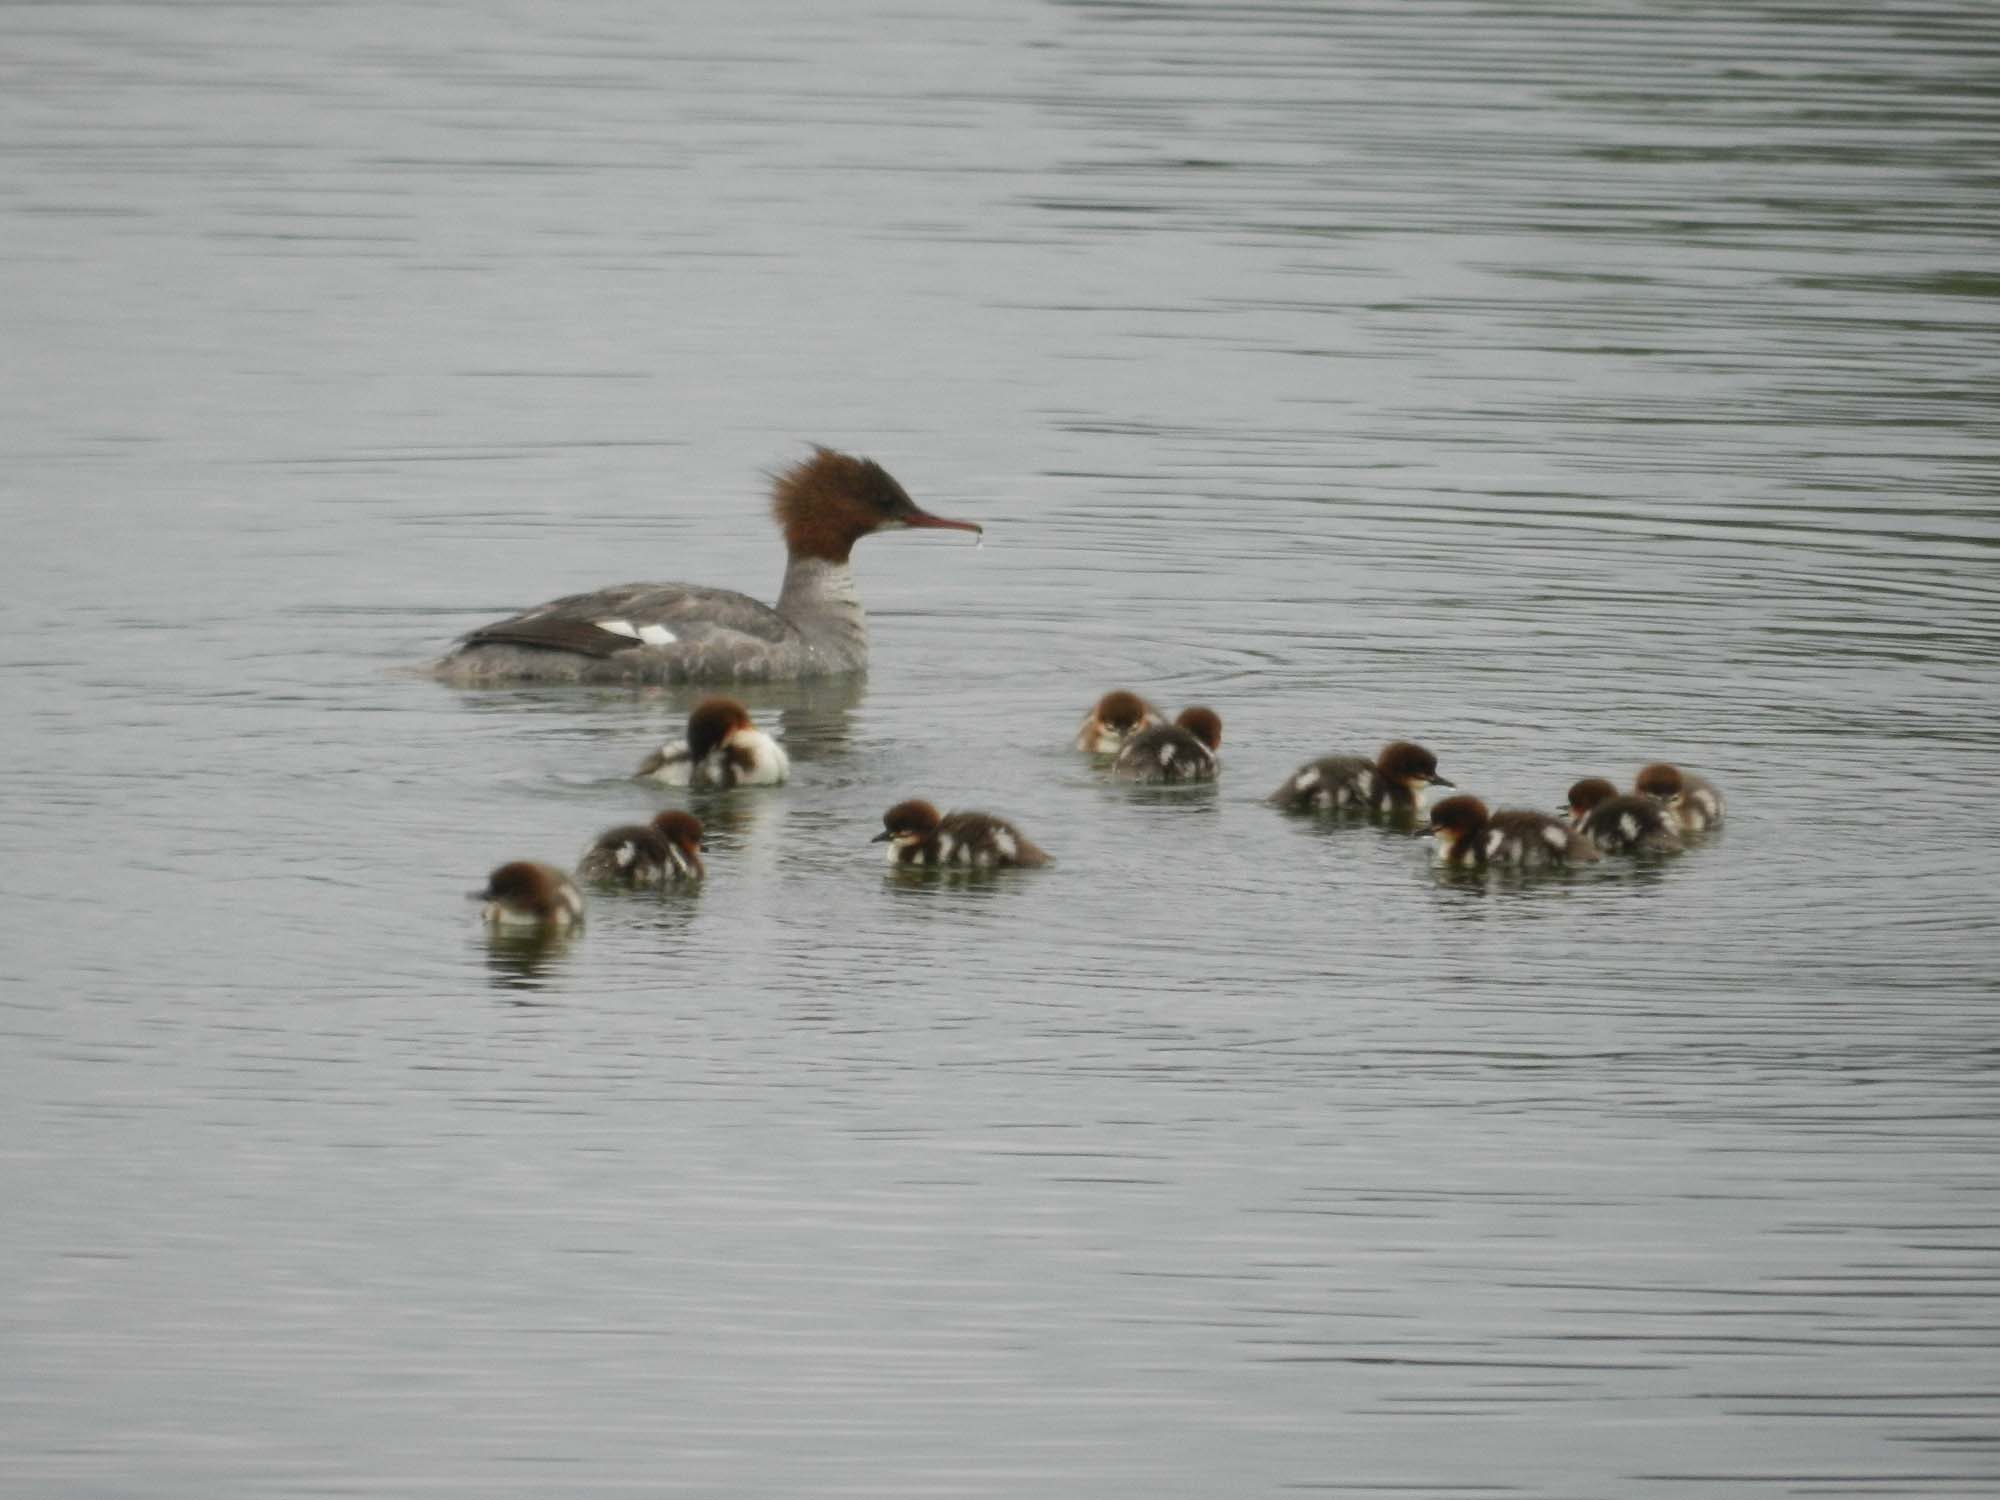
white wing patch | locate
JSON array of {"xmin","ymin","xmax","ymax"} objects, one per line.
[
  {"xmin": 1484, "ymin": 830, "xmax": 1505, "ymax": 857},
  {"xmin": 1293, "ymin": 768, "xmax": 1320, "ymax": 792},
  {"xmin": 592, "ymin": 618, "xmax": 676, "ymax": 646},
  {"xmin": 1619, "ymin": 813, "xmax": 1639, "ymax": 842},
  {"xmin": 1160, "ymin": 744, "xmax": 1178, "ymax": 766},
  {"xmin": 995, "ymin": 829, "xmax": 1019, "ymax": 861},
  {"xmin": 1543, "ymin": 824, "xmax": 1568, "ymax": 851}
]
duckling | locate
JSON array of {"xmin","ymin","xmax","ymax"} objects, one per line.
[
  {"xmin": 634, "ymin": 697, "xmax": 790, "ymax": 787},
  {"xmin": 871, "ymin": 799, "xmax": 1051, "ymax": 869},
  {"xmin": 1270, "ymin": 739, "xmax": 1452, "ymax": 818},
  {"xmin": 1634, "ymin": 762, "xmax": 1725, "ymax": 833},
  {"xmin": 1421, "ymin": 794, "xmax": 1600, "ymax": 871},
  {"xmin": 1075, "ymin": 690, "xmax": 1165, "ymax": 754},
  {"xmin": 1110, "ymin": 706, "xmax": 1222, "ymax": 784},
  {"xmin": 576, "ymin": 809, "xmax": 707, "ymax": 886},
  {"xmin": 478, "ymin": 861, "xmax": 586, "ymax": 930},
  {"xmin": 1563, "ymin": 777, "xmax": 1681, "ymax": 855}
]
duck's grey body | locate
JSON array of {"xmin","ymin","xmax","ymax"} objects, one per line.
[
  {"xmin": 434, "ymin": 559, "xmax": 866, "ymax": 686},
  {"xmin": 429, "ymin": 448, "xmax": 978, "ymax": 687}
]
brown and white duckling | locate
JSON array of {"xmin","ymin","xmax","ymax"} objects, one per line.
[
  {"xmin": 1270, "ymin": 740, "xmax": 1452, "ymax": 818},
  {"xmin": 1421, "ymin": 794, "xmax": 1600, "ymax": 871},
  {"xmin": 1634, "ymin": 762, "xmax": 1725, "ymax": 834},
  {"xmin": 1110, "ymin": 706, "xmax": 1222, "ymax": 784},
  {"xmin": 872, "ymin": 799, "xmax": 1051, "ymax": 869},
  {"xmin": 478, "ymin": 861, "xmax": 586, "ymax": 930},
  {"xmin": 576, "ymin": 809, "xmax": 707, "ymax": 886},
  {"xmin": 634, "ymin": 697, "xmax": 790, "ymax": 787},
  {"xmin": 1075, "ymin": 689, "xmax": 1165, "ymax": 754},
  {"xmin": 1563, "ymin": 777, "xmax": 1682, "ymax": 855}
]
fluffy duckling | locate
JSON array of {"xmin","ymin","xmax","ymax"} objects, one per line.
[
  {"xmin": 576, "ymin": 809, "xmax": 707, "ymax": 887},
  {"xmin": 1421, "ymin": 794, "xmax": 1600, "ymax": 871},
  {"xmin": 1075, "ymin": 690, "xmax": 1164, "ymax": 754},
  {"xmin": 478, "ymin": 861, "xmax": 586, "ymax": 930},
  {"xmin": 1269, "ymin": 740, "xmax": 1452, "ymax": 818},
  {"xmin": 1110, "ymin": 706, "xmax": 1222, "ymax": 784},
  {"xmin": 1563, "ymin": 777, "xmax": 1682, "ymax": 855},
  {"xmin": 635, "ymin": 697, "xmax": 790, "ymax": 787},
  {"xmin": 1634, "ymin": 762, "xmax": 1725, "ymax": 833},
  {"xmin": 872, "ymin": 799, "xmax": 1051, "ymax": 869}
]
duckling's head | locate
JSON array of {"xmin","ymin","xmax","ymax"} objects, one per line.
[
  {"xmin": 1079, "ymin": 690, "xmax": 1158, "ymax": 752},
  {"xmin": 1378, "ymin": 739, "xmax": 1452, "ymax": 791},
  {"xmin": 1175, "ymin": 706, "xmax": 1223, "ymax": 752},
  {"xmin": 686, "ymin": 697, "xmax": 756, "ymax": 758},
  {"xmin": 478, "ymin": 861, "xmax": 582, "ymax": 928},
  {"xmin": 1564, "ymin": 776, "xmax": 1619, "ymax": 821},
  {"xmin": 872, "ymin": 798, "xmax": 943, "ymax": 849},
  {"xmin": 1634, "ymin": 762, "xmax": 1685, "ymax": 805},
  {"xmin": 1419, "ymin": 794, "xmax": 1490, "ymax": 853}
]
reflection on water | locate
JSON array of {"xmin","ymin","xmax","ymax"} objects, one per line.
[
  {"xmin": 5, "ymin": 0, "xmax": 2000, "ymax": 1496},
  {"xmin": 480, "ymin": 926, "xmax": 579, "ymax": 994}
]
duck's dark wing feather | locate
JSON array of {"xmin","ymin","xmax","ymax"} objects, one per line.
[
  {"xmin": 462, "ymin": 617, "xmax": 641, "ymax": 658},
  {"xmin": 458, "ymin": 583, "xmax": 798, "ymax": 655}
]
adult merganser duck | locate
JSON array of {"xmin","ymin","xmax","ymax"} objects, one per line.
[
  {"xmin": 1075, "ymin": 690, "xmax": 1164, "ymax": 754},
  {"xmin": 1634, "ymin": 762, "xmax": 1726, "ymax": 834},
  {"xmin": 1421, "ymin": 794, "xmax": 1600, "ymax": 871},
  {"xmin": 434, "ymin": 448, "xmax": 982, "ymax": 685},
  {"xmin": 872, "ymin": 799, "xmax": 1051, "ymax": 869},
  {"xmin": 634, "ymin": 698, "xmax": 789, "ymax": 786},
  {"xmin": 1563, "ymin": 777, "xmax": 1682, "ymax": 855},
  {"xmin": 1110, "ymin": 706, "xmax": 1222, "ymax": 784},
  {"xmin": 478, "ymin": 861, "xmax": 586, "ymax": 929},
  {"xmin": 576, "ymin": 809, "xmax": 706, "ymax": 886},
  {"xmin": 1269, "ymin": 740, "xmax": 1452, "ymax": 818}
]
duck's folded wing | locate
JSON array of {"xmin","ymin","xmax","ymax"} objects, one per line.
[
  {"xmin": 460, "ymin": 616, "xmax": 642, "ymax": 658},
  {"xmin": 459, "ymin": 583, "xmax": 796, "ymax": 656}
]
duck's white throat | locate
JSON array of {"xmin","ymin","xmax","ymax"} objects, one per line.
[{"xmin": 776, "ymin": 557, "xmax": 868, "ymax": 669}]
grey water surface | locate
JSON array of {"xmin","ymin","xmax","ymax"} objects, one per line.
[{"xmin": 4, "ymin": 2, "xmax": 1999, "ymax": 1495}]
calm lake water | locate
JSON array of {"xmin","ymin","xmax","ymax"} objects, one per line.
[{"xmin": 5, "ymin": 1, "xmax": 1999, "ymax": 1495}]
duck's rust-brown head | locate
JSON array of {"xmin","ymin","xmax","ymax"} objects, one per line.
[{"xmin": 772, "ymin": 448, "xmax": 981, "ymax": 563}]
